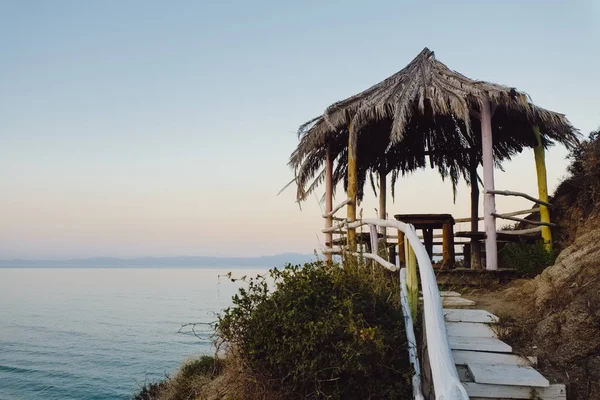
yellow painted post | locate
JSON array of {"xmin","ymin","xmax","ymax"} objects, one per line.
[
  {"xmin": 533, "ymin": 126, "xmax": 553, "ymax": 250},
  {"xmin": 404, "ymin": 236, "xmax": 418, "ymax": 320},
  {"xmin": 397, "ymin": 231, "xmax": 405, "ymax": 265},
  {"xmin": 347, "ymin": 122, "xmax": 357, "ymax": 250}
]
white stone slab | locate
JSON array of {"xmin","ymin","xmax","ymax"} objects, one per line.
[
  {"xmin": 463, "ymin": 383, "xmax": 566, "ymax": 399},
  {"xmin": 446, "ymin": 322, "xmax": 497, "ymax": 338},
  {"xmin": 442, "ymin": 297, "xmax": 476, "ymax": 307},
  {"xmin": 440, "ymin": 291, "xmax": 462, "ymax": 297},
  {"xmin": 419, "ymin": 290, "xmax": 461, "ymax": 297},
  {"xmin": 452, "ymin": 350, "xmax": 535, "ymax": 367},
  {"xmin": 448, "ymin": 336, "xmax": 512, "ymax": 353},
  {"xmin": 444, "ymin": 308, "xmax": 499, "ymax": 323},
  {"xmin": 468, "ymin": 362, "xmax": 549, "ymax": 387}
]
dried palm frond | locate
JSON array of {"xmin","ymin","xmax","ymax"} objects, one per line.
[{"xmin": 288, "ymin": 48, "xmax": 580, "ymax": 203}]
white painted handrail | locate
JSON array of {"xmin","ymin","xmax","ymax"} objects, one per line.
[
  {"xmin": 341, "ymin": 218, "xmax": 469, "ymax": 400},
  {"xmin": 322, "ymin": 198, "xmax": 352, "ymax": 218},
  {"xmin": 454, "ymin": 207, "xmax": 541, "ymax": 223},
  {"xmin": 322, "ymin": 221, "xmax": 347, "ymax": 233},
  {"xmin": 359, "ymin": 252, "xmax": 398, "ymax": 272},
  {"xmin": 492, "ymin": 213, "xmax": 556, "ymax": 227},
  {"xmin": 498, "ymin": 226, "xmax": 543, "ymax": 235},
  {"xmin": 485, "ymin": 189, "xmax": 552, "ymax": 208},
  {"xmin": 321, "ymin": 247, "xmax": 398, "ymax": 272}
]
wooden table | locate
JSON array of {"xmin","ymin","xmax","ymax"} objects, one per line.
[{"xmin": 394, "ymin": 213, "xmax": 455, "ymax": 268}]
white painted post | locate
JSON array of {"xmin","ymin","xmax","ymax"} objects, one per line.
[
  {"xmin": 481, "ymin": 100, "xmax": 498, "ymax": 270},
  {"xmin": 324, "ymin": 146, "xmax": 333, "ymax": 261}
]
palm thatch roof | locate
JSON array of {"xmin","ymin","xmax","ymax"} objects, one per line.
[{"xmin": 290, "ymin": 47, "xmax": 579, "ymax": 203}]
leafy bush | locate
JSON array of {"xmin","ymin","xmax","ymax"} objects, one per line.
[
  {"xmin": 217, "ymin": 260, "xmax": 412, "ymax": 399},
  {"xmin": 499, "ymin": 242, "xmax": 558, "ymax": 277},
  {"xmin": 132, "ymin": 381, "xmax": 167, "ymax": 400},
  {"xmin": 180, "ymin": 355, "xmax": 224, "ymax": 379}
]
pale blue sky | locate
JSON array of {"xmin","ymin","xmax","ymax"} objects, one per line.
[{"xmin": 1, "ymin": 1, "xmax": 598, "ymax": 258}]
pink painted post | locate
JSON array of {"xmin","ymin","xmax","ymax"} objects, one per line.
[
  {"xmin": 325, "ymin": 146, "xmax": 333, "ymax": 261},
  {"xmin": 480, "ymin": 100, "xmax": 498, "ymax": 270}
]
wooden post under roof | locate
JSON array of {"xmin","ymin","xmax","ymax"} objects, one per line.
[
  {"xmin": 347, "ymin": 122, "xmax": 357, "ymax": 250},
  {"xmin": 378, "ymin": 165, "xmax": 387, "ymax": 255},
  {"xmin": 470, "ymin": 151, "xmax": 482, "ymax": 269},
  {"xmin": 481, "ymin": 100, "xmax": 498, "ymax": 270},
  {"xmin": 379, "ymin": 166, "xmax": 386, "ymax": 222},
  {"xmin": 397, "ymin": 231, "xmax": 405, "ymax": 266},
  {"xmin": 324, "ymin": 145, "xmax": 333, "ymax": 261},
  {"xmin": 405, "ymin": 236, "xmax": 418, "ymax": 320},
  {"xmin": 533, "ymin": 126, "xmax": 553, "ymax": 250}
]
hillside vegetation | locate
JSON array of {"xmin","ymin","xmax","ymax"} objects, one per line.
[
  {"xmin": 136, "ymin": 260, "xmax": 413, "ymax": 400},
  {"xmin": 477, "ymin": 128, "xmax": 600, "ymax": 400}
]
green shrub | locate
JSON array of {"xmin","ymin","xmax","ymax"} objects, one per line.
[
  {"xmin": 217, "ymin": 260, "xmax": 412, "ymax": 400},
  {"xmin": 132, "ymin": 381, "xmax": 167, "ymax": 400},
  {"xmin": 499, "ymin": 242, "xmax": 558, "ymax": 277},
  {"xmin": 180, "ymin": 355, "xmax": 224, "ymax": 379}
]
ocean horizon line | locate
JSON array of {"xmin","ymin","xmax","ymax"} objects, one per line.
[{"xmin": 0, "ymin": 253, "xmax": 318, "ymax": 268}]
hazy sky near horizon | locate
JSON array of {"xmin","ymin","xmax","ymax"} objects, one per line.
[{"xmin": 1, "ymin": 1, "xmax": 599, "ymax": 259}]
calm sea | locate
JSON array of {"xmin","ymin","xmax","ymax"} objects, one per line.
[{"xmin": 0, "ymin": 268, "xmax": 265, "ymax": 400}]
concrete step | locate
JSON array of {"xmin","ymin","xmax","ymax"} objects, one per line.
[
  {"xmin": 448, "ymin": 336, "xmax": 512, "ymax": 353},
  {"xmin": 421, "ymin": 296, "xmax": 476, "ymax": 307},
  {"xmin": 444, "ymin": 309, "xmax": 499, "ymax": 324},
  {"xmin": 446, "ymin": 322, "xmax": 497, "ymax": 338},
  {"xmin": 452, "ymin": 350, "xmax": 537, "ymax": 367},
  {"xmin": 463, "ymin": 382, "xmax": 566, "ymax": 399},
  {"xmin": 467, "ymin": 362, "xmax": 549, "ymax": 387}
]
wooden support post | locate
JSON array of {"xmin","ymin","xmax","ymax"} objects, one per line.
[
  {"xmin": 324, "ymin": 145, "xmax": 333, "ymax": 261},
  {"xmin": 379, "ymin": 167, "xmax": 387, "ymax": 225},
  {"xmin": 405, "ymin": 236, "xmax": 418, "ymax": 320},
  {"xmin": 397, "ymin": 231, "xmax": 405, "ymax": 266},
  {"xmin": 423, "ymin": 229, "xmax": 434, "ymax": 260},
  {"xmin": 470, "ymin": 151, "xmax": 482, "ymax": 269},
  {"xmin": 481, "ymin": 100, "xmax": 498, "ymax": 270},
  {"xmin": 463, "ymin": 244, "xmax": 471, "ymax": 268},
  {"xmin": 442, "ymin": 223, "xmax": 455, "ymax": 268},
  {"xmin": 347, "ymin": 122, "xmax": 357, "ymax": 250},
  {"xmin": 378, "ymin": 166, "xmax": 387, "ymax": 256},
  {"xmin": 533, "ymin": 126, "xmax": 553, "ymax": 250}
]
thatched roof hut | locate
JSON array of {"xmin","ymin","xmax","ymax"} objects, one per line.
[
  {"xmin": 289, "ymin": 47, "xmax": 579, "ymax": 270},
  {"xmin": 290, "ymin": 48, "xmax": 578, "ymax": 203}
]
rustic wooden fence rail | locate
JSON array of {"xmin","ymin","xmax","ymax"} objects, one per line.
[{"xmin": 322, "ymin": 199, "xmax": 469, "ymax": 400}]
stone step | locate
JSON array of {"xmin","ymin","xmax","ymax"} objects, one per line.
[
  {"xmin": 421, "ymin": 296, "xmax": 476, "ymax": 307},
  {"xmin": 463, "ymin": 382, "xmax": 566, "ymax": 399},
  {"xmin": 446, "ymin": 322, "xmax": 497, "ymax": 338},
  {"xmin": 444, "ymin": 309, "xmax": 499, "ymax": 324},
  {"xmin": 467, "ymin": 362, "xmax": 549, "ymax": 387},
  {"xmin": 448, "ymin": 336, "xmax": 512, "ymax": 353},
  {"xmin": 452, "ymin": 350, "xmax": 537, "ymax": 367}
]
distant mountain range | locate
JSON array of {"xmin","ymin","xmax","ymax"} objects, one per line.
[{"xmin": 0, "ymin": 253, "xmax": 318, "ymax": 268}]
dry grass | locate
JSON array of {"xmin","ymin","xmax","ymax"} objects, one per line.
[{"xmin": 146, "ymin": 353, "xmax": 288, "ymax": 400}]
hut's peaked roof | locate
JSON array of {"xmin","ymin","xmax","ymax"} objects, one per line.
[
  {"xmin": 317, "ymin": 47, "xmax": 574, "ymax": 145},
  {"xmin": 289, "ymin": 47, "xmax": 579, "ymax": 202}
]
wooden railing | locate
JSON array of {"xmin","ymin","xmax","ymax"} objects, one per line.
[{"xmin": 322, "ymin": 200, "xmax": 469, "ymax": 400}]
